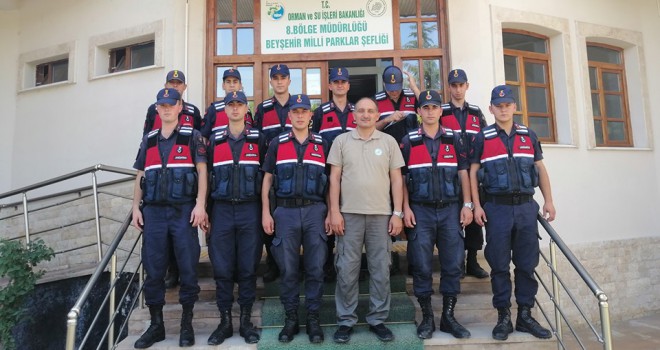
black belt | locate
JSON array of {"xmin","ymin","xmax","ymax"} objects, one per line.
[
  {"xmin": 277, "ymin": 198, "xmax": 319, "ymax": 208},
  {"xmin": 412, "ymin": 201, "xmax": 457, "ymax": 209},
  {"xmin": 216, "ymin": 199, "xmax": 257, "ymax": 204},
  {"xmin": 485, "ymin": 194, "xmax": 533, "ymax": 205}
]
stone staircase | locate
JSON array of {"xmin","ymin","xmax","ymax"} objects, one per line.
[{"xmin": 117, "ymin": 242, "xmax": 556, "ymax": 349}]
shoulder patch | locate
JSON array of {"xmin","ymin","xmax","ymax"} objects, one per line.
[
  {"xmin": 442, "ymin": 127, "xmax": 454, "ymax": 137},
  {"xmin": 310, "ymin": 133, "xmax": 324, "ymax": 144},
  {"xmin": 213, "ymin": 129, "xmax": 229, "ymax": 143},
  {"xmin": 147, "ymin": 129, "xmax": 159, "ymax": 138},
  {"xmin": 408, "ymin": 129, "xmax": 423, "ymax": 142},
  {"xmin": 514, "ymin": 123, "xmax": 530, "ymax": 135},
  {"xmin": 482, "ymin": 125, "xmax": 498, "ymax": 139},
  {"xmin": 179, "ymin": 126, "xmax": 193, "ymax": 136},
  {"xmin": 214, "ymin": 101, "xmax": 225, "ymax": 111},
  {"xmin": 402, "ymin": 88, "xmax": 415, "ymax": 97},
  {"xmin": 468, "ymin": 104, "xmax": 482, "ymax": 112},
  {"xmin": 262, "ymin": 98, "xmax": 274, "ymax": 109},
  {"xmin": 321, "ymin": 101, "xmax": 332, "ymax": 113},
  {"xmin": 245, "ymin": 129, "xmax": 261, "ymax": 140},
  {"xmin": 348, "ymin": 103, "xmax": 355, "ymax": 111},
  {"xmin": 375, "ymin": 92, "xmax": 387, "ymax": 101},
  {"xmin": 278, "ymin": 131, "xmax": 292, "ymax": 143}
]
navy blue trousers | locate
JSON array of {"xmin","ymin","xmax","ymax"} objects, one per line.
[
  {"xmin": 208, "ymin": 201, "xmax": 263, "ymax": 310},
  {"xmin": 483, "ymin": 200, "xmax": 540, "ymax": 308},
  {"xmin": 142, "ymin": 203, "xmax": 201, "ymax": 306},
  {"xmin": 407, "ymin": 203, "xmax": 464, "ymax": 298},
  {"xmin": 271, "ymin": 202, "xmax": 328, "ymax": 312}
]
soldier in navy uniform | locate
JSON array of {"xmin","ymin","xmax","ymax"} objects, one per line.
[
  {"xmin": 373, "ymin": 65, "xmax": 419, "ymax": 274},
  {"xmin": 440, "ymin": 69, "xmax": 490, "ymax": 279},
  {"xmin": 262, "ymin": 94, "xmax": 330, "ymax": 344},
  {"xmin": 206, "ymin": 91, "xmax": 265, "ymax": 346},
  {"xmin": 312, "ymin": 67, "xmax": 355, "ymax": 282},
  {"xmin": 131, "ymin": 88, "xmax": 208, "ymax": 348},
  {"xmin": 254, "ymin": 64, "xmax": 294, "ymax": 283},
  {"xmin": 402, "ymin": 90, "xmax": 473, "ymax": 340},
  {"xmin": 470, "ymin": 85, "xmax": 556, "ymax": 341},
  {"xmin": 141, "ymin": 70, "xmax": 203, "ymax": 290},
  {"xmin": 201, "ymin": 68, "xmax": 254, "ymax": 139}
]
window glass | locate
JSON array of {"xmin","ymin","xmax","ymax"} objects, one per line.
[
  {"xmin": 402, "ymin": 60, "xmax": 419, "ymax": 90},
  {"xmin": 399, "ymin": 0, "xmax": 416, "ymax": 18},
  {"xmin": 421, "ymin": 0, "xmax": 437, "ymax": 17},
  {"xmin": 237, "ymin": 28, "xmax": 254, "ymax": 54},
  {"xmin": 216, "ymin": 29, "xmax": 232, "ymax": 55},
  {"xmin": 526, "ymin": 86, "xmax": 548, "ymax": 113},
  {"xmin": 52, "ymin": 60, "xmax": 68, "ymax": 83},
  {"xmin": 589, "ymin": 67, "xmax": 598, "ymax": 90},
  {"xmin": 594, "ymin": 120, "xmax": 604, "ymax": 144},
  {"xmin": 289, "ymin": 68, "xmax": 303, "ymax": 95},
  {"xmin": 423, "ymin": 59, "xmax": 441, "ymax": 90},
  {"xmin": 591, "ymin": 93, "xmax": 601, "ymax": 116},
  {"xmin": 504, "ymin": 55, "xmax": 518, "ymax": 81},
  {"xmin": 524, "ymin": 62, "xmax": 546, "ymax": 84},
  {"xmin": 216, "ymin": 66, "xmax": 254, "ymax": 98},
  {"xmin": 604, "ymin": 94, "xmax": 623, "ymax": 119},
  {"xmin": 131, "ymin": 42, "xmax": 154, "ymax": 69},
  {"xmin": 587, "ymin": 45, "xmax": 621, "ymax": 64},
  {"xmin": 216, "ymin": 0, "xmax": 232, "ymax": 24},
  {"xmin": 509, "ymin": 85, "xmax": 521, "ymax": 112},
  {"xmin": 503, "ymin": 32, "xmax": 546, "ymax": 53},
  {"xmin": 529, "ymin": 117, "xmax": 550, "ymax": 139},
  {"xmin": 602, "ymin": 72, "xmax": 620, "ymax": 92},
  {"xmin": 421, "ymin": 22, "xmax": 439, "ymax": 48},
  {"xmin": 607, "ymin": 121, "xmax": 626, "ymax": 141},
  {"xmin": 237, "ymin": 0, "xmax": 253, "ymax": 23},
  {"xmin": 306, "ymin": 68, "xmax": 321, "ymax": 95},
  {"xmin": 400, "ymin": 23, "xmax": 418, "ymax": 49}
]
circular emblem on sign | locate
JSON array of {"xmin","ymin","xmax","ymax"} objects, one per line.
[
  {"xmin": 366, "ymin": 0, "xmax": 387, "ymax": 17},
  {"xmin": 374, "ymin": 148, "xmax": 383, "ymax": 156},
  {"xmin": 267, "ymin": 3, "xmax": 285, "ymax": 20}
]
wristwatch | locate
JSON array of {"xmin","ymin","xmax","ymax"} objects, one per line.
[
  {"xmin": 392, "ymin": 210, "xmax": 404, "ymax": 219},
  {"xmin": 463, "ymin": 202, "xmax": 474, "ymax": 211}
]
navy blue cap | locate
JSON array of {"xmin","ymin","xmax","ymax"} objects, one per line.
[
  {"xmin": 329, "ymin": 67, "xmax": 349, "ymax": 82},
  {"xmin": 156, "ymin": 88, "xmax": 181, "ymax": 105},
  {"xmin": 289, "ymin": 94, "xmax": 311, "ymax": 110},
  {"xmin": 224, "ymin": 90, "xmax": 247, "ymax": 105},
  {"xmin": 418, "ymin": 90, "xmax": 442, "ymax": 107},
  {"xmin": 222, "ymin": 68, "xmax": 241, "ymax": 81},
  {"xmin": 448, "ymin": 69, "xmax": 468, "ymax": 84},
  {"xmin": 166, "ymin": 70, "xmax": 186, "ymax": 83},
  {"xmin": 270, "ymin": 64, "xmax": 290, "ymax": 78},
  {"xmin": 383, "ymin": 65, "xmax": 403, "ymax": 91},
  {"xmin": 490, "ymin": 85, "xmax": 516, "ymax": 105}
]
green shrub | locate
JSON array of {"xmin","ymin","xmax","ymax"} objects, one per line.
[{"xmin": 0, "ymin": 239, "xmax": 54, "ymax": 350}]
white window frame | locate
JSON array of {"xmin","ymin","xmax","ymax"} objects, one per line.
[
  {"xmin": 18, "ymin": 41, "xmax": 75, "ymax": 92},
  {"xmin": 88, "ymin": 20, "xmax": 164, "ymax": 80}
]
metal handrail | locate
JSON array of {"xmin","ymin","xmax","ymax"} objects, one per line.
[{"xmin": 537, "ymin": 214, "xmax": 612, "ymax": 350}]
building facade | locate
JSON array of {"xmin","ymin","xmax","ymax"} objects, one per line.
[{"xmin": 1, "ymin": 0, "xmax": 659, "ymax": 319}]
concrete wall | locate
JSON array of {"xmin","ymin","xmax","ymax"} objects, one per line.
[{"xmin": 0, "ymin": 10, "xmax": 18, "ymax": 194}]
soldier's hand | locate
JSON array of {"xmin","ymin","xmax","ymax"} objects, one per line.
[
  {"xmin": 190, "ymin": 204, "xmax": 208, "ymax": 231},
  {"xmin": 403, "ymin": 207, "xmax": 416, "ymax": 228},
  {"xmin": 325, "ymin": 214, "xmax": 334, "ymax": 236},
  {"xmin": 474, "ymin": 206, "xmax": 487, "ymax": 226},
  {"xmin": 263, "ymin": 213, "xmax": 275, "ymax": 235},
  {"xmin": 131, "ymin": 207, "xmax": 144, "ymax": 232},
  {"xmin": 543, "ymin": 201, "xmax": 556, "ymax": 222}
]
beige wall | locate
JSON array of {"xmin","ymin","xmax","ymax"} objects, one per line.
[{"xmin": 0, "ymin": 10, "xmax": 18, "ymax": 194}]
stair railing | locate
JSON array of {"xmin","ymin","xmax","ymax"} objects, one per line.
[{"xmin": 535, "ymin": 215, "xmax": 612, "ymax": 350}]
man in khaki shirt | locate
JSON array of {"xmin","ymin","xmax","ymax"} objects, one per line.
[{"xmin": 328, "ymin": 97, "xmax": 405, "ymax": 343}]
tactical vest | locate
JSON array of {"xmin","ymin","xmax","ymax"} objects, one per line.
[
  {"xmin": 210, "ymin": 128, "xmax": 262, "ymax": 202},
  {"xmin": 406, "ymin": 128, "xmax": 460, "ymax": 203},
  {"xmin": 142, "ymin": 127, "xmax": 198, "ymax": 204},
  {"xmin": 440, "ymin": 103, "xmax": 483, "ymax": 136},
  {"xmin": 479, "ymin": 124, "xmax": 539, "ymax": 196},
  {"xmin": 151, "ymin": 102, "xmax": 196, "ymax": 131},
  {"xmin": 274, "ymin": 132, "xmax": 327, "ymax": 202},
  {"xmin": 375, "ymin": 89, "xmax": 418, "ymax": 142},
  {"xmin": 317, "ymin": 101, "xmax": 356, "ymax": 143},
  {"xmin": 259, "ymin": 98, "xmax": 291, "ymax": 143}
]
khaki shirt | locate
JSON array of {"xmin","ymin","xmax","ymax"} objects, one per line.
[{"xmin": 327, "ymin": 129, "xmax": 404, "ymax": 215}]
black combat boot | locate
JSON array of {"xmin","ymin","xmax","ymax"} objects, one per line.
[
  {"xmin": 134, "ymin": 305, "xmax": 165, "ymax": 348},
  {"xmin": 516, "ymin": 305, "xmax": 552, "ymax": 339},
  {"xmin": 416, "ymin": 296, "xmax": 435, "ymax": 339},
  {"xmin": 439, "ymin": 296, "xmax": 471, "ymax": 338},
  {"xmin": 306, "ymin": 311, "xmax": 324, "ymax": 343},
  {"xmin": 492, "ymin": 307, "xmax": 514, "ymax": 340},
  {"xmin": 239, "ymin": 305, "xmax": 260, "ymax": 344},
  {"xmin": 207, "ymin": 309, "xmax": 232, "ymax": 345},
  {"xmin": 278, "ymin": 309, "xmax": 299, "ymax": 342},
  {"xmin": 465, "ymin": 249, "xmax": 489, "ymax": 278},
  {"xmin": 179, "ymin": 304, "xmax": 195, "ymax": 347}
]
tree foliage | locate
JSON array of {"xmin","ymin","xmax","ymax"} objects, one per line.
[{"xmin": 0, "ymin": 239, "xmax": 54, "ymax": 350}]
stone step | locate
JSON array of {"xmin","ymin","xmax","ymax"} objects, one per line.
[{"xmin": 423, "ymin": 323, "xmax": 556, "ymax": 350}]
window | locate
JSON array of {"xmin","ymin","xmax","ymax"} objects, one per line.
[
  {"xmin": 35, "ymin": 59, "xmax": 68, "ymax": 86},
  {"xmin": 109, "ymin": 41, "xmax": 154, "ymax": 73},
  {"xmin": 215, "ymin": 0, "xmax": 254, "ymax": 56},
  {"xmin": 216, "ymin": 65, "xmax": 255, "ymax": 110},
  {"xmin": 503, "ymin": 30, "xmax": 556, "ymax": 142},
  {"xmin": 399, "ymin": 0, "xmax": 439, "ymax": 49},
  {"xmin": 587, "ymin": 43, "xmax": 632, "ymax": 147}
]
